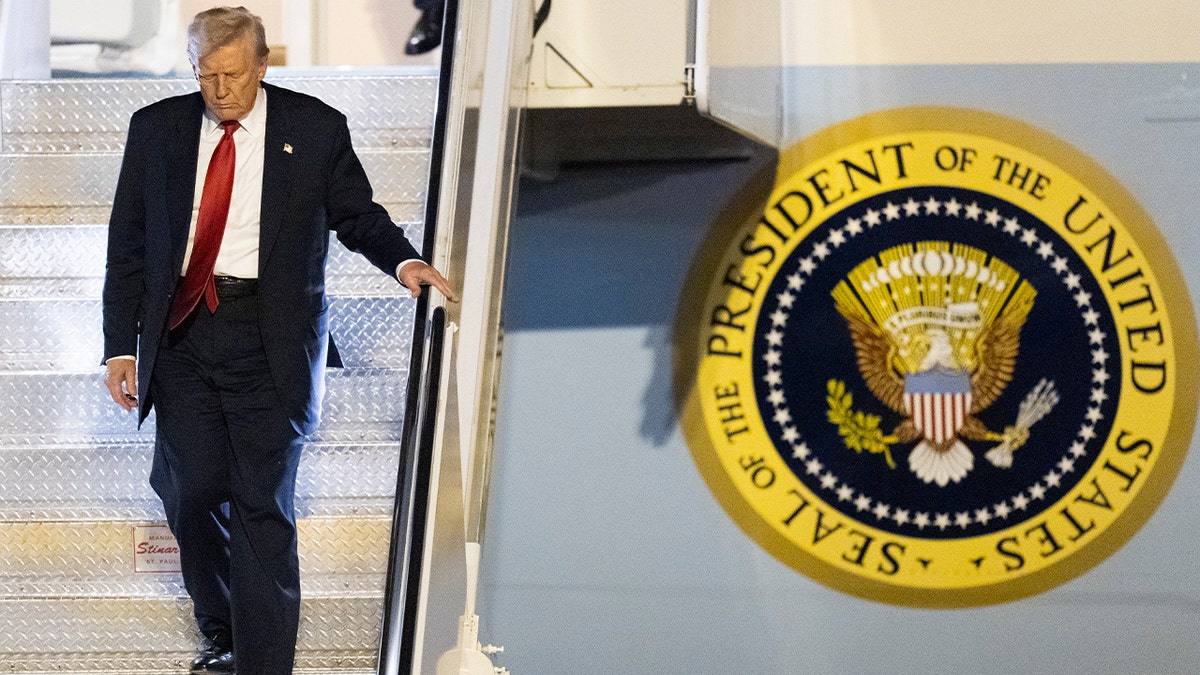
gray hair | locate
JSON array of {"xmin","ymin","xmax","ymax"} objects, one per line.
[{"xmin": 186, "ymin": 6, "xmax": 269, "ymax": 67}]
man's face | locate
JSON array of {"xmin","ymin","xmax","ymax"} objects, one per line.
[{"xmin": 194, "ymin": 34, "xmax": 267, "ymax": 121}]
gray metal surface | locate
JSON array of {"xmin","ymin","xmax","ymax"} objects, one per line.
[
  {"xmin": 0, "ymin": 225, "xmax": 106, "ymax": 277},
  {"xmin": 0, "ymin": 295, "xmax": 417, "ymax": 370},
  {"xmin": 0, "ymin": 516, "xmax": 390, "ymax": 596},
  {"xmin": 0, "ymin": 595, "xmax": 380, "ymax": 672},
  {"xmin": 0, "ymin": 229, "xmax": 423, "ymax": 310},
  {"xmin": 0, "ymin": 225, "xmax": 424, "ymax": 282},
  {"xmin": 0, "ymin": 75, "xmax": 437, "ymax": 153},
  {"xmin": 0, "ymin": 441, "xmax": 403, "ymax": 520},
  {"xmin": 0, "ymin": 149, "xmax": 430, "ymax": 225},
  {"xmin": 0, "ymin": 368, "xmax": 410, "ymax": 441},
  {"xmin": 0, "ymin": 74, "xmax": 432, "ymax": 674}
]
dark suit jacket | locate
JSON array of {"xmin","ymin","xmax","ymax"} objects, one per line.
[{"xmin": 103, "ymin": 82, "xmax": 421, "ymax": 435}]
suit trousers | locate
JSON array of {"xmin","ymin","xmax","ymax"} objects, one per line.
[{"xmin": 150, "ymin": 291, "xmax": 304, "ymax": 675}]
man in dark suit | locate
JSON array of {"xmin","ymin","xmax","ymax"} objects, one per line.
[{"xmin": 101, "ymin": 7, "xmax": 454, "ymax": 674}]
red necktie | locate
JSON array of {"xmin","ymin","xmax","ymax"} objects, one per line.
[{"xmin": 168, "ymin": 120, "xmax": 240, "ymax": 330}]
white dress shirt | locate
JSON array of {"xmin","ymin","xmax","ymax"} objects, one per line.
[{"xmin": 181, "ymin": 87, "xmax": 267, "ymax": 279}]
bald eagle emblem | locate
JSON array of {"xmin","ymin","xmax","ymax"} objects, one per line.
[{"xmin": 828, "ymin": 242, "xmax": 1060, "ymax": 487}]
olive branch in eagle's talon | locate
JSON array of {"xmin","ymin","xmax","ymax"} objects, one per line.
[{"xmin": 826, "ymin": 379, "xmax": 897, "ymax": 469}]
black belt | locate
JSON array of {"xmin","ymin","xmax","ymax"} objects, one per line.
[{"xmin": 213, "ymin": 275, "xmax": 258, "ymax": 299}]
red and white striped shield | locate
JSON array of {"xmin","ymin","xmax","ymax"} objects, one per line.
[
  {"xmin": 904, "ymin": 390, "xmax": 972, "ymax": 444},
  {"xmin": 903, "ymin": 368, "xmax": 973, "ymax": 444}
]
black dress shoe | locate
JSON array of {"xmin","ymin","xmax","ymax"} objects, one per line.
[
  {"xmin": 405, "ymin": 6, "xmax": 444, "ymax": 55},
  {"xmin": 190, "ymin": 633, "xmax": 234, "ymax": 673}
]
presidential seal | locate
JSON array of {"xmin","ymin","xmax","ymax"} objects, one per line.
[{"xmin": 675, "ymin": 107, "xmax": 1198, "ymax": 607}]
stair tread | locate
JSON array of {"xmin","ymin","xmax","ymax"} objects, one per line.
[
  {"xmin": 0, "ymin": 594, "xmax": 386, "ymax": 654},
  {"xmin": 1, "ymin": 74, "xmax": 437, "ymax": 154},
  {"xmin": 0, "ymin": 150, "xmax": 430, "ymax": 226}
]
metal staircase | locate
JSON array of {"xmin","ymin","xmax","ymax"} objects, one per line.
[{"xmin": 0, "ymin": 73, "xmax": 437, "ymax": 673}]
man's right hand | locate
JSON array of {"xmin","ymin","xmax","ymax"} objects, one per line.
[{"xmin": 104, "ymin": 359, "xmax": 139, "ymax": 412}]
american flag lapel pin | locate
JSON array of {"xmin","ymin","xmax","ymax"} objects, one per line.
[{"xmin": 283, "ymin": 143, "xmax": 293, "ymax": 154}]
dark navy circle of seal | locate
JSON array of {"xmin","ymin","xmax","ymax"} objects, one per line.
[{"xmin": 751, "ymin": 186, "xmax": 1119, "ymax": 540}]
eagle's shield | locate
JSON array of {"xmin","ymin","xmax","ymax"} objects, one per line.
[{"xmin": 904, "ymin": 368, "xmax": 972, "ymax": 444}]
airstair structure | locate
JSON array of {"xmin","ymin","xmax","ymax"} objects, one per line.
[
  {"xmin": 0, "ymin": 72, "xmax": 438, "ymax": 673},
  {"xmin": 0, "ymin": 0, "xmax": 537, "ymax": 669}
]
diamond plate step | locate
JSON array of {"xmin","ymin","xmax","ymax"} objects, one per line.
[
  {"xmin": 1, "ymin": 650, "xmax": 380, "ymax": 671},
  {"xmin": 0, "ymin": 441, "xmax": 403, "ymax": 520},
  {"xmin": 0, "ymin": 295, "xmax": 417, "ymax": 371},
  {"xmin": 0, "ymin": 516, "xmax": 390, "ymax": 597},
  {"xmin": 0, "ymin": 368, "xmax": 412, "ymax": 456},
  {"xmin": 0, "ymin": 224, "xmax": 424, "ymax": 283},
  {"xmin": 0, "ymin": 148, "xmax": 431, "ymax": 226},
  {"xmin": 1, "ymin": 74, "xmax": 437, "ymax": 153},
  {"xmin": 3, "ymin": 656, "xmax": 377, "ymax": 674},
  {"xmin": 0, "ymin": 224, "xmax": 107, "ymax": 277},
  {"xmin": 0, "ymin": 594, "xmax": 383, "ymax": 672}
]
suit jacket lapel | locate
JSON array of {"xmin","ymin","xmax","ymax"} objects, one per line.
[
  {"xmin": 167, "ymin": 94, "xmax": 204, "ymax": 275},
  {"xmin": 259, "ymin": 83, "xmax": 295, "ymax": 276}
]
